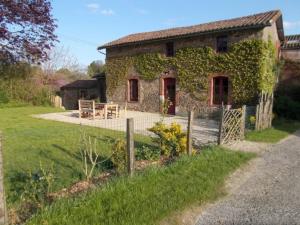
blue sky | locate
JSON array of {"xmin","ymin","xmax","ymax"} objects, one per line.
[{"xmin": 52, "ymin": 0, "xmax": 300, "ymax": 67}]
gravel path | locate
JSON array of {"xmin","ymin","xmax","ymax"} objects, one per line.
[{"xmin": 196, "ymin": 130, "xmax": 300, "ymax": 225}]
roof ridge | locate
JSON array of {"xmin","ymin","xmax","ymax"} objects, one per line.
[
  {"xmin": 98, "ymin": 9, "xmax": 282, "ymax": 49},
  {"xmin": 125, "ymin": 10, "xmax": 280, "ymax": 37}
]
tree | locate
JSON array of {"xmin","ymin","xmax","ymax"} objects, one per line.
[
  {"xmin": 42, "ymin": 46, "xmax": 80, "ymax": 77},
  {"xmin": 87, "ymin": 60, "xmax": 105, "ymax": 77},
  {"xmin": 0, "ymin": 0, "xmax": 57, "ymax": 63}
]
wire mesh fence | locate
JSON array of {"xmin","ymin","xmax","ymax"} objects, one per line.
[{"xmin": 30, "ymin": 105, "xmax": 226, "ymax": 183}]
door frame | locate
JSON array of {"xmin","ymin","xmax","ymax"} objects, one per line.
[
  {"xmin": 209, "ymin": 75, "xmax": 231, "ymax": 106},
  {"xmin": 163, "ymin": 77, "xmax": 176, "ymax": 115}
]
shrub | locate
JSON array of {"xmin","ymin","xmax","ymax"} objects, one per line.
[
  {"xmin": 249, "ymin": 116, "xmax": 256, "ymax": 125},
  {"xmin": 0, "ymin": 90, "xmax": 9, "ymax": 104},
  {"xmin": 135, "ymin": 145, "xmax": 161, "ymax": 161},
  {"xmin": 30, "ymin": 87, "xmax": 52, "ymax": 106},
  {"xmin": 79, "ymin": 132, "xmax": 101, "ymax": 181},
  {"xmin": 273, "ymin": 95, "xmax": 300, "ymax": 120},
  {"xmin": 148, "ymin": 122, "xmax": 187, "ymax": 157},
  {"xmin": 111, "ymin": 139, "xmax": 127, "ymax": 174},
  {"xmin": 8, "ymin": 163, "xmax": 55, "ymax": 224}
]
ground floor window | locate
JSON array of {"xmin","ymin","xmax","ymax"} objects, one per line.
[
  {"xmin": 128, "ymin": 79, "xmax": 139, "ymax": 102},
  {"xmin": 212, "ymin": 76, "xmax": 229, "ymax": 105}
]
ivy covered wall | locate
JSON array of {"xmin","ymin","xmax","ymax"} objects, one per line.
[{"xmin": 105, "ymin": 39, "xmax": 277, "ymax": 106}]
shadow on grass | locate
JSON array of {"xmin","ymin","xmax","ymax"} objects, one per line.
[
  {"xmin": 53, "ymin": 143, "xmax": 114, "ymax": 172},
  {"xmin": 52, "ymin": 144, "xmax": 81, "ymax": 161}
]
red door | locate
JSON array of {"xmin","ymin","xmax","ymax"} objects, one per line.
[
  {"xmin": 164, "ymin": 78, "xmax": 176, "ymax": 115},
  {"xmin": 213, "ymin": 76, "xmax": 229, "ymax": 105}
]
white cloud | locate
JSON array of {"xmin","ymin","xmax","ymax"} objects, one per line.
[
  {"xmin": 86, "ymin": 3, "xmax": 115, "ymax": 16},
  {"xmin": 86, "ymin": 3, "xmax": 100, "ymax": 12},
  {"xmin": 283, "ymin": 21, "xmax": 300, "ymax": 29},
  {"xmin": 100, "ymin": 9, "xmax": 115, "ymax": 16}
]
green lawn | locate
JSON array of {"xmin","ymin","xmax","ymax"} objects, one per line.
[
  {"xmin": 245, "ymin": 119, "xmax": 300, "ymax": 143},
  {"xmin": 28, "ymin": 147, "xmax": 255, "ymax": 225},
  {"xmin": 0, "ymin": 106, "xmax": 151, "ymax": 205}
]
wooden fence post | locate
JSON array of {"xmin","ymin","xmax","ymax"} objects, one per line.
[
  {"xmin": 0, "ymin": 132, "xmax": 7, "ymax": 225},
  {"xmin": 126, "ymin": 118, "xmax": 134, "ymax": 176},
  {"xmin": 269, "ymin": 93, "xmax": 274, "ymax": 128},
  {"xmin": 218, "ymin": 107, "xmax": 224, "ymax": 145},
  {"xmin": 255, "ymin": 104, "xmax": 259, "ymax": 131},
  {"xmin": 187, "ymin": 111, "xmax": 194, "ymax": 156},
  {"xmin": 241, "ymin": 105, "xmax": 246, "ymax": 140}
]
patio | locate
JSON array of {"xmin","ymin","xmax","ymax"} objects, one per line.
[{"xmin": 34, "ymin": 110, "xmax": 219, "ymax": 145}]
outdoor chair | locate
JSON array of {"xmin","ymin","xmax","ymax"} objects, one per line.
[
  {"xmin": 78, "ymin": 100, "xmax": 95, "ymax": 119},
  {"xmin": 95, "ymin": 103, "xmax": 105, "ymax": 119},
  {"xmin": 107, "ymin": 105, "xmax": 119, "ymax": 119}
]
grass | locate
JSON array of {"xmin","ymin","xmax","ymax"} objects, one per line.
[
  {"xmin": 0, "ymin": 106, "xmax": 151, "ymax": 205},
  {"xmin": 245, "ymin": 119, "xmax": 300, "ymax": 143},
  {"xmin": 27, "ymin": 147, "xmax": 255, "ymax": 225}
]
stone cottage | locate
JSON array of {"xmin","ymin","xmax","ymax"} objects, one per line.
[{"xmin": 98, "ymin": 10, "xmax": 284, "ymax": 115}]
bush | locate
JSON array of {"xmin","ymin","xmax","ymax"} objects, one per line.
[
  {"xmin": 31, "ymin": 87, "xmax": 52, "ymax": 106},
  {"xmin": 135, "ymin": 145, "xmax": 161, "ymax": 161},
  {"xmin": 0, "ymin": 90, "xmax": 9, "ymax": 104},
  {"xmin": 273, "ymin": 95, "xmax": 300, "ymax": 120},
  {"xmin": 0, "ymin": 77, "xmax": 53, "ymax": 107},
  {"xmin": 148, "ymin": 122, "xmax": 187, "ymax": 157},
  {"xmin": 8, "ymin": 163, "xmax": 55, "ymax": 224},
  {"xmin": 111, "ymin": 139, "xmax": 127, "ymax": 174}
]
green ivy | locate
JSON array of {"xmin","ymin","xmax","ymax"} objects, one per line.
[
  {"xmin": 105, "ymin": 56, "xmax": 132, "ymax": 96},
  {"xmin": 106, "ymin": 39, "xmax": 277, "ymax": 105},
  {"xmin": 134, "ymin": 53, "xmax": 169, "ymax": 80}
]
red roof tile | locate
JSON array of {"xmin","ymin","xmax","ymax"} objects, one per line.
[
  {"xmin": 98, "ymin": 10, "xmax": 282, "ymax": 49},
  {"xmin": 282, "ymin": 34, "xmax": 300, "ymax": 50}
]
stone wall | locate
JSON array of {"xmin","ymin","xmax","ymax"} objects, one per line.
[
  {"xmin": 281, "ymin": 49, "xmax": 300, "ymax": 61},
  {"xmin": 277, "ymin": 59, "xmax": 300, "ymax": 101},
  {"xmin": 108, "ymin": 67, "xmax": 160, "ymax": 112}
]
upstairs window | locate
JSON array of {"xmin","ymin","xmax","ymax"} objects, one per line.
[
  {"xmin": 217, "ymin": 36, "xmax": 228, "ymax": 52},
  {"xmin": 166, "ymin": 42, "xmax": 174, "ymax": 57},
  {"xmin": 128, "ymin": 79, "xmax": 139, "ymax": 102}
]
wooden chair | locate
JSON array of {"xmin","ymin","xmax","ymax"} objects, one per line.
[
  {"xmin": 78, "ymin": 100, "xmax": 95, "ymax": 119},
  {"xmin": 95, "ymin": 103, "xmax": 105, "ymax": 119},
  {"xmin": 107, "ymin": 104, "xmax": 119, "ymax": 119},
  {"xmin": 118, "ymin": 104, "xmax": 127, "ymax": 118}
]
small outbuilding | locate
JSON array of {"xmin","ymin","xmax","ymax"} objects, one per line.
[
  {"xmin": 279, "ymin": 35, "xmax": 300, "ymax": 101},
  {"xmin": 281, "ymin": 34, "xmax": 300, "ymax": 61},
  {"xmin": 61, "ymin": 73, "xmax": 106, "ymax": 109}
]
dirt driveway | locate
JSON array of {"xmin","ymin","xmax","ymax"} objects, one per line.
[{"xmin": 196, "ymin": 130, "xmax": 300, "ymax": 225}]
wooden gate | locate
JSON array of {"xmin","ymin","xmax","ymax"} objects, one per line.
[{"xmin": 218, "ymin": 106, "xmax": 246, "ymax": 144}]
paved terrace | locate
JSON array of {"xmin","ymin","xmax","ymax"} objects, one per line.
[{"xmin": 34, "ymin": 111, "xmax": 219, "ymax": 145}]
